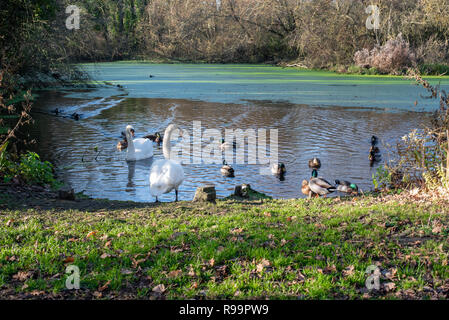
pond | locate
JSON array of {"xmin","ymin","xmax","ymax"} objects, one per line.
[{"xmin": 31, "ymin": 63, "xmax": 448, "ymax": 202}]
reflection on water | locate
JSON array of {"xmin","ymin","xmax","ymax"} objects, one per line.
[{"xmin": 31, "ymin": 91, "xmax": 429, "ymax": 202}]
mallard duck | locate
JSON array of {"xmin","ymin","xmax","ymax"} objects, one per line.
[
  {"xmin": 369, "ymin": 150, "xmax": 382, "ymax": 163},
  {"xmin": 71, "ymin": 112, "xmax": 80, "ymax": 121},
  {"xmin": 308, "ymin": 158, "xmax": 321, "ymax": 170},
  {"xmin": 144, "ymin": 132, "xmax": 163, "ymax": 146},
  {"xmin": 335, "ymin": 179, "xmax": 358, "ymax": 194},
  {"xmin": 301, "ymin": 180, "xmax": 317, "ymax": 198},
  {"xmin": 220, "ymin": 138, "xmax": 236, "ymax": 151},
  {"xmin": 221, "ymin": 160, "xmax": 235, "ymax": 177},
  {"xmin": 369, "ymin": 146, "xmax": 380, "ymax": 154},
  {"xmin": 271, "ymin": 163, "xmax": 286, "ymax": 176},
  {"xmin": 308, "ymin": 177, "xmax": 336, "ymax": 197},
  {"xmin": 371, "ymin": 135, "xmax": 379, "ymax": 146},
  {"xmin": 117, "ymin": 131, "xmax": 128, "ymax": 150}
]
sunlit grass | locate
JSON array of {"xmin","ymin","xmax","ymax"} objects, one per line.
[{"xmin": 0, "ymin": 197, "xmax": 448, "ymax": 299}]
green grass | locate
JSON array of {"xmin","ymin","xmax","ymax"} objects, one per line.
[{"xmin": 1, "ymin": 197, "xmax": 448, "ymax": 299}]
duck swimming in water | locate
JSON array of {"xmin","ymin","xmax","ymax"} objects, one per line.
[
  {"xmin": 221, "ymin": 160, "xmax": 235, "ymax": 177},
  {"xmin": 271, "ymin": 163, "xmax": 286, "ymax": 180},
  {"xmin": 117, "ymin": 131, "xmax": 128, "ymax": 150},
  {"xmin": 308, "ymin": 158, "xmax": 322, "ymax": 170}
]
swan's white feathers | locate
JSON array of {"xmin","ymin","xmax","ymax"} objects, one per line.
[
  {"xmin": 150, "ymin": 159, "xmax": 184, "ymax": 196},
  {"xmin": 125, "ymin": 126, "xmax": 154, "ymax": 161}
]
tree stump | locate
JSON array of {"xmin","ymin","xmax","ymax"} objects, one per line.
[
  {"xmin": 193, "ymin": 185, "xmax": 216, "ymax": 202},
  {"xmin": 58, "ymin": 188, "xmax": 76, "ymax": 201}
]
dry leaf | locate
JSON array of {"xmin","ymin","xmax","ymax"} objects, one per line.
[
  {"xmin": 100, "ymin": 253, "xmax": 111, "ymax": 259},
  {"xmin": 6, "ymin": 219, "xmax": 14, "ymax": 227},
  {"xmin": 98, "ymin": 280, "xmax": 111, "ymax": 292},
  {"xmin": 152, "ymin": 284, "xmax": 166, "ymax": 294},
  {"xmin": 230, "ymin": 227, "xmax": 244, "ymax": 234},
  {"xmin": 104, "ymin": 241, "xmax": 112, "ymax": 248},
  {"xmin": 264, "ymin": 212, "xmax": 271, "ymax": 217},
  {"xmin": 384, "ymin": 282, "xmax": 396, "ymax": 292},
  {"xmin": 117, "ymin": 232, "xmax": 125, "ymax": 238},
  {"xmin": 256, "ymin": 258, "xmax": 271, "ymax": 272},
  {"xmin": 12, "ymin": 271, "xmax": 33, "ymax": 281},
  {"xmin": 168, "ymin": 270, "xmax": 182, "ymax": 278},
  {"xmin": 209, "ymin": 258, "xmax": 215, "ymax": 267},
  {"xmin": 63, "ymin": 257, "xmax": 75, "ymax": 264},
  {"xmin": 86, "ymin": 231, "xmax": 97, "ymax": 238},
  {"xmin": 188, "ymin": 266, "xmax": 196, "ymax": 277},
  {"xmin": 343, "ymin": 265, "xmax": 355, "ymax": 277}
]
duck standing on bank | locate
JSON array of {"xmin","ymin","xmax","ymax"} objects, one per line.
[{"xmin": 335, "ymin": 179, "xmax": 358, "ymax": 194}]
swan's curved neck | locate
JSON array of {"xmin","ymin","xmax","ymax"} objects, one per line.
[
  {"xmin": 126, "ymin": 130, "xmax": 135, "ymax": 153},
  {"xmin": 163, "ymin": 126, "xmax": 177, "ymax": 160}
]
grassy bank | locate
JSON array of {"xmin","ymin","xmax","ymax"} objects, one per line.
[{"xmin": 1, "ymin": 195, "xmax": 449, "ymax": 300}]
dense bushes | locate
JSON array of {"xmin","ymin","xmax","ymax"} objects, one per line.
[{"xmin": 0, "ymin": 144, "xmax": 58, "ymax": 187}]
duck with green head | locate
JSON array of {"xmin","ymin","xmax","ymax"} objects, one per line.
[
  {"xmin": 302, "ymin": 169, "xmax": 336, "ymax": 197},
  {"xmin": 335, "ymin": 179, "xmax": 358, "ymax": 194}
]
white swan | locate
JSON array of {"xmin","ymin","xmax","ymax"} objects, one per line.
[
  {"xmin": 149, "ymin": 124, "xmax": 185, "ymax": 202},
  {"xmin": 125, "ymin": 125, "xmax": 153, "ymax": 161}
]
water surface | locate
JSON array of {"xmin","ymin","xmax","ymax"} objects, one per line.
[{"xmin": 32, "ymin": 63, "xmax": 441, "ymax": 202}]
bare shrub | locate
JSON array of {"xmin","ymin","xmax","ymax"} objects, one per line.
[{"xmin": 354, "ymin": 34, "xmax": 416, "ymax": 74}]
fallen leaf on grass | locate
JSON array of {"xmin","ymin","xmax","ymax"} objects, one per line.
[
  {"xmin": 117, "ymin": 232, "xmax": 125, "ymax": 238},
  {"xmin": 104, "ymin": 241, "xmax": 112, "ymax": 248},
  {"xmin": 256, "ymin": 259, "xmax": 271, "ymax": 273},
  {"xmin": 343, "ymin": 265, "xmax": 355, "ymax": 277},
  {"xmin": 209, "ymin": 258, "xmax": 215, "ymax": 267},
  {"xmin": 152, "ymin": 284, "xmax": 166, "ymax": 294},
  {"xmin": 86, "ymin": 231, "xmax": 97, "ymax": 238},
  {"xmin": 98, "ymin": 280, "xmax": 111, "ymax": 292},
  {"xmin": 432, "ymin": 221, "xmax": 443, "ymax": 234},
  {"xmin": 188, "ymin": 266, "xmax": 196, "ymax": 277},
  {"xmin": 100, "ymin": 253, "xmax": 111, "ymax": 259},
  {"xmin": 6, "ymin": 219, "xmax": 14, "ymax": 227},
  {"xmin": 168, "ymin": 270, "xmax": 182, "ymax": 278},
  {"xmin": 263, "ymin": 212, "xmax": 271, "ymax": 217},
  {"xmin": 230, "ymin": 227, "xmax": 244, "ymax": 234},
  {"xmin": 323, "ymin": 265, "xmax": 337, "ymax": 274},
  {"xmin": 12, "ymin": 271, "xmax": 33, "ymax": 281},
  {"xmin": 132, "ymin": 258, "xmax": 147, "ymax": 268},
  {"xmin": 63, "ymin": 257, "xmax": 75, "ymax": 264},
  {"xmin": 384, "ymin": 282, "xmax": 396, "ymax": 292},
  {"xmin": 30, "ymin": 290, "xmax": 45, "ymax": 296}
]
